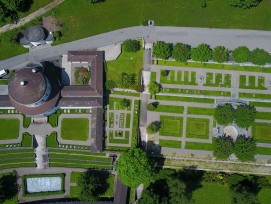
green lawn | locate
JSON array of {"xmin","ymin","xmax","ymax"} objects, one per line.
[
  {"xmin": 159, "ymin": 139, "xmax": 182, "ymax": 148},
  {"xmin": 156, "ymin": 95, "xmax": 215, "ymax": 104},
  {"xmin": 48, "ymin": 109, "xmax": 61, "ymax": 127},
  {"xmin": 60, "ymin": 118, "xmax": 89, "ymax": 141},
  {"xmin": 0, "ymin": 119, "xmax": 20, "ymax": 140},
  {"xmin": 21, "ymin": 133, "xmax": 32, "ymax": 147},
  {"xmin": 154, "ymin": 105, "xmax": 184, "ymax": 114},
  {"xmin": 239, "ymin": 93, "xmax": 271, "ymax": 100},
  {"xmin": 109, "ymin": 97, "xmax": 132, "ymax": 110},
  {"xmin": 151, "ymin": 72, "xmax": 157, "ymax": 82},
  {"xmin": 161, "ymin": 88, "xmax": 231, "ymax": 97},
  {"xmin": 46, "ymin": 132, "xmax": 59, "ymax": 147},
  {"xmin": 108, "ymin": 131, "xmax": 130, "ymax": 144},
  {"xmin": 256, "ymin": 147, "xmax": 271, "ymax": 155},
  {"xmin": 187, "ymin": 107, "xmax": 215, "ymax": 116},
  {"xmin": 252, "ymin": 123, "xmax": 271, "ymax": 143},
  {"xmin": 185, "ymin": 142, "xmax": 213, "ymax": 151},
  {"xmin": 256, "ymin": 112, "xmax": 271, "ymax": 120},
  {"xmin": 186, "ymin": 118, "xmax": 209, "ymax": 139},
  {"xmin": 160, "ymin": 70, "xmax": 197, "ymax": 85},
  {"xmin": 250, "ymin": 101, "xmax": 271, "ymax": 108},
  {"xmin": 111, "ymin": 91, "xmax": 140, "ymax": 97},
  {"xmin": 204, "ymin": 73, "xmax": 231, "ymax": 88},
  {"xmin": 125, "ymin": 113, "xmax": 131, "ymax": 128},
  {"xmin": 160, "ymin": 115, "xmax": 183, "ymax": 137},
  {"xmin": 192, "ymin": 182, "xmax": 231, "ymax": 204},
  {"xmin": 239, "ymin": 75, "xmax": 266, "ymax": 90}
]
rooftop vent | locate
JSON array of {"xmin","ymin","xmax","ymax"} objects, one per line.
[
  {"xmin": 20, "ymin": 81, "xmax": 26, "ymax": 86},
  {"xmin": 32, "ymin": 68, "xmax": 37, "ymax": 73}
]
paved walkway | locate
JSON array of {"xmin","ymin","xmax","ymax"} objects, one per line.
[{"xmin": 0, "ymin": 0, "xmax": 65, "ymax": 34}]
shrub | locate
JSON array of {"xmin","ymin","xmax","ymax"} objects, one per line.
[
  {"xmin": 147, "ymin": 103, "xmax": 156, "ymax": 111},
  {"xmin": 234, "ymin": 135, "xmax": 256, "ymax": 161},
  {"xmin": 74, "ymin": 67, "xmax": 91, "ymax": 85},
  {"xmin": 229, "ymin": 0, "xmax": 261, "ymax": 9},
  {"xmin": 147, "ymin": 121, "xmax": 160, "ymax": 134},
  {"xmin": 172, "ymin": 43, "xmax": 191, "ymax": 62},
  {"xmin": 250, "ymin": 48, "xmax": 271, "ymax": 65},
  {"xmin": 212, "ymin": 46, "xmax": 230, "ymax": 63},
  {"xmin": 118, "ymin": 72, "xmax": 137, "ymax": 89},
  {"xmin": 214, "ymin": 135, "xmax": 234, "ymax": 160},
  {"xmin": 105, "ymin": 80, "xmax": 116, "ymax": 90},
  {"xmin": 134, "ymin": 84, "xmax": 144, "ymax": 92},
  {"xmin": 161, "ymin": 70, "xmax": 168, "ymax": 77},
  {"xmin": 191, "ymin": 43, "xmax": 212, "ymax": 62},
  {"xmin": 235, "ymin": 105, "xmax": 256, "ymax": 128},
  {"xmin": 214, "ymin": 103, "xmax": 235, "ymax": 126},
  {"xmin": 232, "ymin": 46, "xmax": 251, "ymax": 63},
  {"xmin": 119, "ymin": 99, "xmax": 131, "ymax": 109},
  {"xmin": 153, "ymin": 41, "xmax": 171, "ymax": 59},
  {"xmin": 122, "ymin": 39, "xmax": 140, "ymax": 53}
]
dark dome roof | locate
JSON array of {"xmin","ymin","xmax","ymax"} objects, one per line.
[
  {"xmin": 8, "ymin": 68, "xmax": 47, "ymax": 105},
  {"xmin": 25, "ymin": 26, "xmax": 45, "ymax": 42}
]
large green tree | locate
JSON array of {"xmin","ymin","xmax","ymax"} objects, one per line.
[
  {"xmin": 214, "ymin": 103, "xmax": 235, "ymax": 125},
  {"xmin": 153, "ymin": 41, "xmax": 171, "ymax": 59},
  {"xmin": 172, "ymin": 43, "xmax": 191, "ymax": 62},
  {"xmin": 148, "ymin": 81, "xmax": 161, "ymax": 96},
  {"xmin": 235, "ymin": 105, "xmax": 256, "ymax": 128},
  {"xmin": 212, "ymin": 46, "xmax": 230, "ymax": 63},
  {"xmin": 229, "ymin": 0, "xmax": 261, "ymax": 9},
  {"xmin": 234, "ymin": 135, "xmax": 256, "ymax": 161},
  {"xmin": 0, "ymin": 0, "xmax": 25, "ymax": 22},
  {"xmin": 250, "ymin": 48, "xmax": 271, "ymax": 65},
  {"xmin": 214, "ymin": 135, "xmax": 234, "ymax": 160},
  {"xmin": 232, "ymin": 46, "xmax": 251, "ymax": 63},
  {"xmin": 117, "ymin": 148, "xmax": 156, "ymax": 188},
  {"xmin": 191, "ymin": 43, "xmax": 212, "ymax": 62},
  {"xmin": 146, "ymin": 121, "xmax": 160, "ymax": 134},
  {"xmin": 122, "ymin": 39, "xmax": 140, "ymax": 53}
]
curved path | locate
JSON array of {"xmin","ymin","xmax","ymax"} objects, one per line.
[{"xmin": 2, "ymin": 26, "xmax": 271, "ymax": 69}]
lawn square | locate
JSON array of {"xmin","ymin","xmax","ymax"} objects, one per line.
[
  {"xmin": 160, "ymin": 115, "xmax": 183, "ymax": 137},
  {"xmin": 252, "ymin": 123, "xmax": 271, "ymax": 143},
  {"xmin": 186, "ymin": 118, "xmax": 209, "ymax": 139},
  {"xmin": 61, "ymin": 118, "xmax": 89, "ymax": 141},
  {"xmin": 0, "ymin": 118, "xmax": 20, "ymax": 140}
]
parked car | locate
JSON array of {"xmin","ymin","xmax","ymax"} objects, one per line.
[{"xmin": 0, "ymin": 69, "xmax": 8, "ymax": 78}]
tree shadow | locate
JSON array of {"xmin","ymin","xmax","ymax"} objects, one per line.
[
  {"xmin": 1, "ymin": 172, "xmax": 18, "ymax": 201},
  {"xmin": 20, "ymin": 0, "xmax": 34, "ymax": 12},
  {"xmin": 86, "ymin": 169, "xmax": 110, "ymax": 196}
]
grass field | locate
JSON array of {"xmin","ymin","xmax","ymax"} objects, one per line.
[
  {"xmin": 161, "ymin": 88, "xmax": 231, "ymax": 97},
  {"xmin": 60, "ymin": 118, "xmax": 89, "ymax": 141},
  {"xmin": 48, "ymin": 109, "xmax": 61, "ymax": 127},
  {"xmin": 185, "ymin": 142, "xmax": 213, "ymax": 151},
  {"xmin": 204, "ymin": 73, "xmax": 231, "ymax": 88},
  {"xmin": 256, "ymin": 112, "xmax": 271, "ymax": 120},
  {"xmin": 159, "ymin": 139, "xmax": 182, "ymax": 148},
  {"xmin": 160, "ymin": 115, "xmax": 183, "ymax": 137},
  {"xmin": 187, "ymin": 107, "xmax": 215, "ymax": 116},
  {"xmin": 46, "ymin": 132, "xmax": 59, "ymax": 147},
  {"xmin": 186, "ymin": 118, "xmax": 209, "ymax": 139},
  {"xmin": 156, "ymin": 95, "xmax": 215, "ymax": 103},
  {"xmin": 0, "ymin": 119, "xmax": 20, "ymax": 140},
  {"xmin": 252, "ymin": 123, "xmax": 271, "ymax": 143},
  {"xmin": 154, "ymin": 105, "xmax": 184, "ymax": 114},
  {"xmin": 250, "ymin": 101, "xmax": 271, "ymax": 108},
  {"xmin": 109, "ymin": 97, "xmax": 132, "ymax": 110},
  {"xmin": 160, "ymin": 70, "xmax": 197, "ymax": 85},
  {"xmin": 21, "ymin": 133, "xmax": 32, "ymax": 147}
]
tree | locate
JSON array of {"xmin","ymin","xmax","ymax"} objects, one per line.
[
  {"xmin": 214, "ymin": 103, "xmax": 235, "ymax": 125},
  {"xmin": 117, "ymin": 148, "xmax": 156, "ymax": 188},
  {"xmin": 235, "ymin": 105, "xmax": 256, "ymax": 128},
  {"xmin": 234, "ymin": 135, "xmax": 256, "ymax": 161},
  {"xmin": 0, "ymin": 0, "xmax": 25, "ymax": 23},
  {"xmin": 134, "ymin": 84, "xmax": 144, "ymax": 92},
  {"xmin": 229, "ymin": 0, "xmax": 261, "ymax": 9},
  {"xmin": 250, "ymin": 48, "xmax": 271, "ymax": 65},
  {"xmin": 191, "ymin": 43, "xmax": 212, "ymax": 62},
  {"xmin": 153, "ymin": 41, "xmax": 171, "ymax": 59},
  {"xmin": 105, "ymin": 80, "xmax": 116, "ymax": 90},
  {"xmin": 212, "ymin": 46, "xmax": 230, "ymax": 63},
  {"xmin": 74, "ymin": 67, "xmax": 90, "ymax": 85},
  {"xmin": 232, "ymin": 46, "xmax": 251, "ymax": 63},
  {"xmin": 122, "ymin": 39, "xmax": 140, "ymax": 52},
  {"xmin": 119, "ymin": 98, "xmax": 130, "ymax": 109},
  {"xmin": 172, "ymin": 43, "xmax": 191, "ymax": 62},
  {"xmin": 147, "ymin": 103, "xmax": 157, "ymax": 111},
  {"xmin": 148, "ymin": 81, "xmax": 161, "ymax": 96},
  {"xmin": 214, "ymin": 135, "xmax": 234, "ymax": 160},
  {"xmin": 161, "ymin": 70, "xmax": 168, "ymax": 77},
  {"xmin": 118, "ymin": 72, "xmax": 137, "ymax": 88},
  {"xmin": 78, "ymin": 172, "xmax": 101, "ymax": 202},
  {"xmin": 147, "ymin": 121, "xmax": 160, "ymax": 134},
  {"xmin": 90, "ymin": 0, "xmax": 105, "ymax": 4}
]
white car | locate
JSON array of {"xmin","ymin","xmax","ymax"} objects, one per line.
[{"xmin": 0, "ymin": 69, "xmax": 8, "ymax": 78}]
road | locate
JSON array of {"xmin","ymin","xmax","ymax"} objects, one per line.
[{"xmin": 2, "ymin": 26, "xmax": 271, "ymax": 69}]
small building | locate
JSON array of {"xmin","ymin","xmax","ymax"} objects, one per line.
[{"xmin": 19, "ymin": 26, "xmax": 54, "ymax": 48}]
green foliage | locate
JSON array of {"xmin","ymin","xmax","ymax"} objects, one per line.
[
  {"xmin": 54, "ymin": 31, "xmax": 62, "ymax": 41},
  {"xmin": 214, "ymin": 135, "xmax": 234, "ymax": 160},
  {"xmin": 234, "ymin": 135, "xmax": 256, "ymax": 161},
  {"xmin": 148, "ymin": 81, "xmax": 161, "ymax": 96},
  {"xmin": 74, "ymin": 67, "xmax": 91, "ymax": 85},
  {"xmin": 117, "ymin": 148, "xmax": 156, "ymax": 188},
  {"xmin": 0, "ymin": 172, "xmax": 18, "ymax": 203},
  {"xmin": 229, "ymin": 0, "xmax": 261, "ymax": 9},
  {"xmin": 0, "ymin": 0, "xmax": 25, "ymax": 23},
  {"xmin": 119, "ymin": 98, "xmax": 131, "ymax": 109},
  {"xmin": 146, "ymin": 121, "xmax": 160, "ymax": 134},
  {"xmin": 122, "ymin": 39, "xmax": 140, "ymax": 53},
  {"xmin": 147, "ymin": 103, "xmax": 157, "ymax": 111},
  {"xmin": 232, "ymin": 46, "xmax": 251, "ymax": 63},
  {"xmin": 153, "ymin": 41, "xmax": 171, "ymax": 59},
  {"xmin": 235, "ymin": 105, "xmax": 256, "ymax": 128},
  {"xmin": 161, "ymin": 70, "xmax": 168, "ymax": 77},
  {"xmin": 199, "ymin": 0, "xmax": 207, "ymax": 8},
  {"xmin": 134, "ymin": 84, "xmax": 144, "ymax": 92},
  {"xmin": 214, "ymin": 103, "xmax": 235, "ymax": 125},
  {"xmin": 172, "ymin": 43, "xmax": 191, "ymax": 62},
  {"xmin": 212, "ymin": 46, "xmax": 230, "ymax": 63},
  {"xmin": 90, "ymin": 0, "xmax": 105, "ymax": 3},
  {"xmin": 105, "ymin": 80, "xmax": 116, "ymax": 90},
  {"xmin": 118, "ymin": 72, "xmax": 136, "ymax": 88},
  {"xmin": 191, "ymin": 43, "xmax": 212, "ymax": 62},
  {"xmin": 250, "ymin": 48, "xmax": 271, "ymax": 65}
]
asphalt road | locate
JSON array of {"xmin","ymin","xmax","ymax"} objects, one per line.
[{"xmin": 1, "ymin": 26, "xmax": 271, "ymax": 69}]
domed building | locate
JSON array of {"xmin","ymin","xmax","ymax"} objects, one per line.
[
  {"xmin": 8, "ymin": 62, "xmax": 60, "ymax": 116},
  {"xmin": 19, "ymin": 26, "xmax": 54, "ymax": 48}
]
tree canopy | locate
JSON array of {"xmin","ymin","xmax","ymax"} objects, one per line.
[
  {"xmin": 172, "ymin": 43, "xmax": 191, "ymax": 62},
  {"xmin": 146, "ymin": 121, "xmax": 160, "ymax": 134},
  {"xmin": 122, "ymin": 39, "xmax": 140, "ymax": 53},
  {"xmin": 0, "ymin": 0, "xmax": 25, "ymax": 23},
  {"xmin": 153, "ymin": 41, "xmax": 171, "ymax": 59},
  {"xmin": 118, "ymin": 72, "xmax": 137, "ymax": 88},
  {"xmin": 214, "ymin": 135, "xmax": 234, "ymax": 160},
  {"xmin": 191, "ymin": 43, "xmax": 212, "ymax": 62},
  {"xmin": 148, "ymin": 81, "xmax": 161, "ymax": 96},
  {"xmin": 229, "ymin": 0, "xmax": 261, "ymax": 9},
  {"xmin": 235, "ymin": 105, "xmax": 256, "ymax": 128},
  {"xmin": 234, "ymin": 135, "xmax": 256, "ymax": 161},
  {"xmin": 214, "ymin": 103, "xmax": 235, "ymax": 125},
  {"xmin": 117, "ymin": 148, "xmax": 156, "ymax": 188},
  {"xmin": 250, "ymin": 48, "xmax": 271, "ymax": 65},
  {"xmin": 147, "ymin": 103, "xmax": 157, "ymax": 111},
  {"xmin": 232, "ymin": 46, "xmax": 251, "ymax": 63},
  {"xmin": 119, "ymin": 98, "xmax": 131, "ymax": 109},
  {"xmin": 212, "ymin": 46, "xmax": 230, "ymax": 63},
  {"xmin": 105, "ymin": 80, "xmax": 116, "ymax": 90}
]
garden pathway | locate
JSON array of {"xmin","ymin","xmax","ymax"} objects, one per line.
[{"xmin": 0, "ymin": 0, "xmax": 65, "ymax": 34}]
